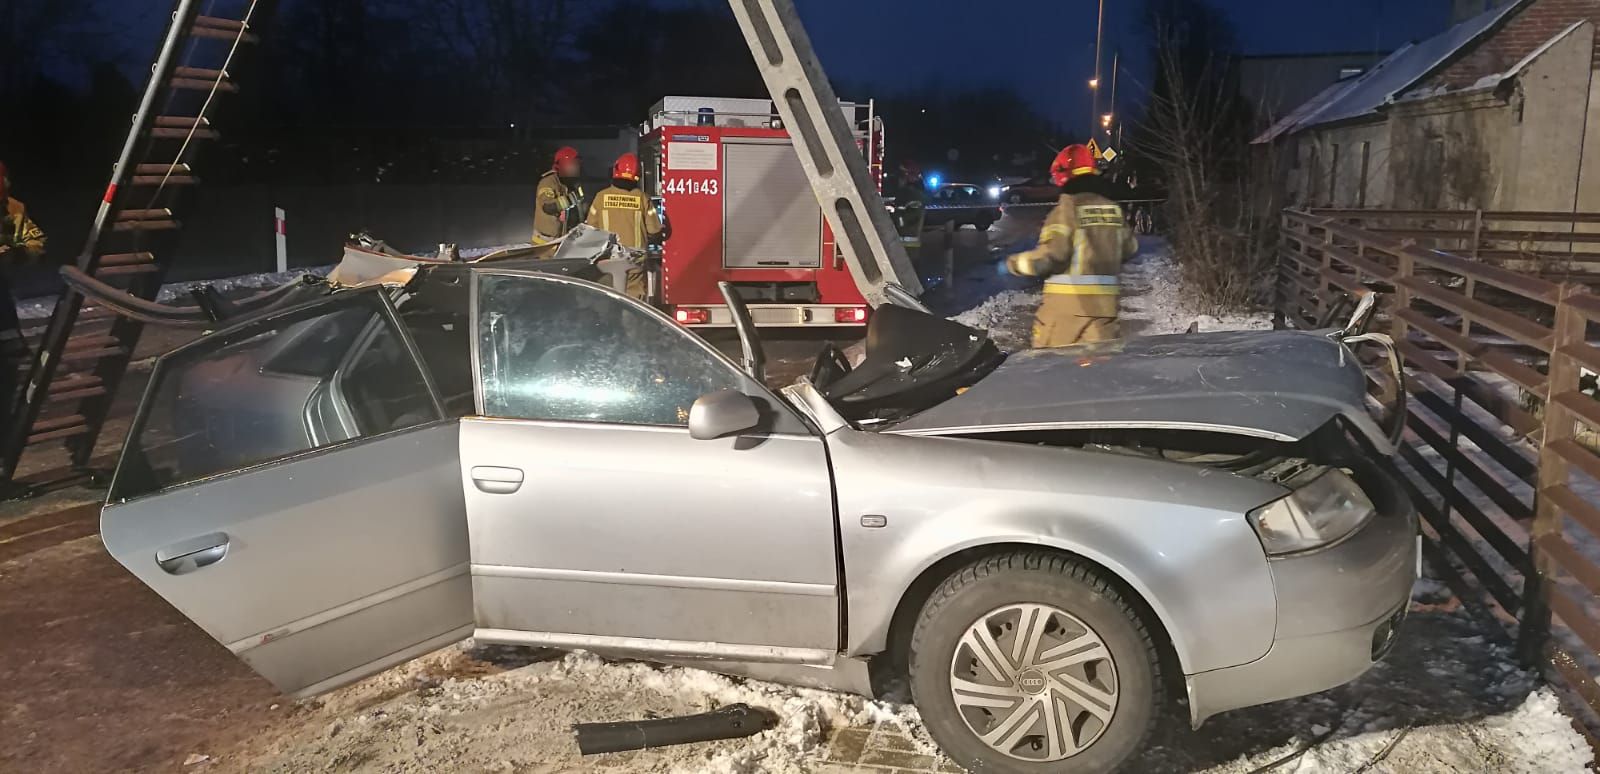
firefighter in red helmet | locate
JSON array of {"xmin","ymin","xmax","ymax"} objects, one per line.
[
  {"xmin": 585, "ymin": 152, "xmax": 665, "ymax": 300},
  {"xmin": 533, "ymin": 146, "xmax": 585, "ymax": 244},
  {"xmin": 1006, "ymin": 144, "xmax": 1137, "ymax": 347}
]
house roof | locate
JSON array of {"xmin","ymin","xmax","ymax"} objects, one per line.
[{"xmin": 1252, "ymin": 0, "xmax": 1527, "ymax": 143}]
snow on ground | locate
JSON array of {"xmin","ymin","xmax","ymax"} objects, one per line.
[
  {"xmin": 945, "ymin": 237, "xmax": 1272, "ymax": 350},
  {"xmin": 1119, "ymin": 239, "xmax": 1273, "ymax": 337}
]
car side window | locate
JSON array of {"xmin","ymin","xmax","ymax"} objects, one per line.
[
  {"xmin": 112, "ymin": 295, "xmax": 441, "ymax": 501},
  {"xmin": 475, "ymin": 273, "xmax": 743, "ymax": 427}
]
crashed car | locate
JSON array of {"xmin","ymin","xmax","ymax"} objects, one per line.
[{"xmin": 101, "ymin": 261, "xmax": 1417, "ymax": 773}]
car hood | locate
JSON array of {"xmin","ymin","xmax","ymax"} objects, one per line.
[{"xmin": 886, "ymin": 329, "xmax": 1392, "ymax": 452}]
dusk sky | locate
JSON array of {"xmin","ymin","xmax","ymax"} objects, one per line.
[{"xmin": 105, "ymin": 0, "xmax": 1458, "ymax": 126}]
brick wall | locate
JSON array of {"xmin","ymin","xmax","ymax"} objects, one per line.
[{"xmin": 1429, "ymin": 0, "xmax": 1600, "ymax": 88}]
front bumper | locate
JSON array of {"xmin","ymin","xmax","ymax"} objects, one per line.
[{"xmin": 1185, "ymin": 467, "xmax": 1418, "ymax": 726}]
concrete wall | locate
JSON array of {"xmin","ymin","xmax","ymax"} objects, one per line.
[
  {"xmin": 1290, "ymin": 122, "xmax": 1392, "ymax": 208},
  {"xmin": 1386, "ymin": 98, "xmax": 1510, "ymax": 210},
  {"xmin": 1506, "ymin": 21, "xmax": 1595, "ymax": 212}
]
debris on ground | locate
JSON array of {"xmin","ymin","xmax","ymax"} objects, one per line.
[{"xmin": 573, "ymin": 703, "xmax": 773, "ymax": 755}]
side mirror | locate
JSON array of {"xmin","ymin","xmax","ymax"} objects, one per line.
[{"xmin": 688, "ymin": 389, "xmax": 762, "ymax": 440}]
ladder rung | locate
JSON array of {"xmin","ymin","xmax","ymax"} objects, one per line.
[
  {"xmin": 48, "ymin": 376, "xmax": 107, "ymax": 403},
  {"xmin": 99, "ymin": 252, "xmax": 155, "ymax": 267},
  {"xmin": 96, "ymin": 264, "xmax": 161, "ymax": 277},
  {"xmin": 65, "ymin": 334, "xmax": 120, "ymax": 352},
  {"xmin": 112, "ymin": 220, "xmax": 179, "ymax": 232},
  {"xmin": 190, "ymin": 16, "xmax": 258, "ymax": 43},
  {"xmin": 27, "ymin": 417, "xmax": 90, "ymax": 445},
  {"xmin": 169, "ymin": 71, "xmax": 226, "ymax": 87},
  {"xmin": 154, "ymin": 115, "xmax": 210, "ymax": 128},
  {"xmin": 135, "ymin": 163, "xmax": 191, "ymax": 175},
  {"xmin": 117, "ymin": 209, "xmax": 172, "ymax": 221},
  {"xmin": 130, "ymin": 175, "xmax": 199, "ymax": 186},
  {"xmin": 192, "ymin": 16, "xmax": 248, "ymax": 32},
  {"xmin": 150, "ymin": 127, "xmax": 219, "ymax": 140},
  {"xmin": 171, "ymin": 78, "xmax": 238, "ymax": 94},
  {"xmin": 61, "ymin": 345, "xmax": 126, "ymax": 363}
]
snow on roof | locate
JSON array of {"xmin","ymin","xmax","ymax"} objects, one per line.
[
  {"xmin": 1255, "ymin": 0, "xmax": 1527, "ymax": 141},
  {"xmin": 1252, "ymin": 75, "xmax": 1366, "ymax": 144}
]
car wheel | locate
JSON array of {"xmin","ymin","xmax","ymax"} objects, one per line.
[
  {"xmin": 909, "ymin": 551, "xmax": 1163, "ymax": 773},
  {"xmin": 975, "ymin": 216, "xmax": 995, "ymax": 231},
  {"xmin": 1008, "ymin": 194, "xmax": 1023, "ymax": 204}
]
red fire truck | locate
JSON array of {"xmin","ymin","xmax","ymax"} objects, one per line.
[{"xmin": 640, "ymin": 96, "xmax": 885, "ymax": 330}]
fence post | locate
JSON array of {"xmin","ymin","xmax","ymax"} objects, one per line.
[
  {"xmin": 1316, "ymin": 224, "xmax": 1335, "ymax": 321},
  {"xmin": 1274, "ymin": 211, "xmax": 1289, "ymax": 329},
  {"xmin": 1518, "ymin": 284, "xmax": 1586, "ymax": 663},
  {"xmin": 1389, "ymin": 246, "xmax": 1413, "ymax": 350},
  {"xmin": 1470, "ymin": 209, "xmax": 1483, "ymax": 261}
]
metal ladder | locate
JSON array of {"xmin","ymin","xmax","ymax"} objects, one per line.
[
  {"xmin": 0, "ymin": 0, "xmax": 263, "ymax": 492},
  {"xmin": 725, "ymin": 0, "xmax": 923, "ymax": 306}
]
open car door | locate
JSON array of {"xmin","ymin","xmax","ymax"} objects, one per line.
[{"xmin": 101, "ymin": 289, "xmax": 472, "ymax": 698}]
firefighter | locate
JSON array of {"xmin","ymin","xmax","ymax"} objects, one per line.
[
  {"xmin": 1006, "ymin": 144, "xmax": 1137, "ymax": 348},
  {"xmin": 585, "ymin": 152, "xmax": 664, "ymax": 300},
  {"xmin": 0, "ymin": 160, "xmax": 46, "ymax": 442},
  {"xmin": 533, "ymin": 146, "xmax": 585, "ymax": 244}
]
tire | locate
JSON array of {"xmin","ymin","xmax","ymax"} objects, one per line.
[
  {"xmin": 1008, "ymin": 194, "xmax": 1024, "ymax": 204},
  {"xmin": 908, "ymin": 552, "xmax": 1163, "ymax": 774}
]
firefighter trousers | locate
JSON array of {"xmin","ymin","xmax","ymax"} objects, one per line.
[{"xmin": 1032, "ymin": 291, "xmax": 1120, "ymax": 348}]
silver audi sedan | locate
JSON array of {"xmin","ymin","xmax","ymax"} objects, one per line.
[{"xmin": 102, "ymin": 262, "xmax": 1417, "ymax": 773}]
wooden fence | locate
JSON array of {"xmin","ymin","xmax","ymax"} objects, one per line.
[{"xmin": 1278, "ymin": 208, "xmax": 1600, "ymax": 730}]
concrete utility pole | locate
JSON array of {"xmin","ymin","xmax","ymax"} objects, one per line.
[{"xmin": 725, "ymin": 0, "xmax": 923, "ymax": 304}]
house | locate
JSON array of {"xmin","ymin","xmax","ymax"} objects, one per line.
[{"xmin": 1255, "ymin": 0, "xmax": 1600, "ymax": 213}]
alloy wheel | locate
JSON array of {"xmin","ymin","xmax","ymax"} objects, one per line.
[{"xmin": 947, "ymin": 603, "xmax": 1119, "ymax": 762}]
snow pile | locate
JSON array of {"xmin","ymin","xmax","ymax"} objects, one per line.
[
  {"xmin": 1203, "ymin": 689, "xmax": 1590, "ymax": 773},
  {"xmin": 240, "ymin": 647, "xmax": 941, "ymax": 774},
  {"xmin": 1119, "ymin": 240, "xmax": 1273, "ymax": 336},
  {"xmin": 949, "ymin": 288, "xmax": 1039, "ymax": 351},
  {"xmin": 948, "ymin": 238, "xmax": 1272, "ymax": 349}
]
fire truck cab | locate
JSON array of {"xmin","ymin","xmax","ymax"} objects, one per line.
[{"xmin": 641, "ymin": 96, "xmax": 885, "ymax": 330}]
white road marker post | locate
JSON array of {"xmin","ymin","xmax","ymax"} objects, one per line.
[{"xmin": 274, "ymin": 207, "xmax": 288, "ymax": 274}]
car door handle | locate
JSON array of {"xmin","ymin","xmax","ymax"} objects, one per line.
[
  {"xmin": 471, "ymin": 466, "xmax": 524, "ymax": 495},
  {"xmin": 156, "ymin": 532, "xmax": 230, "ymax": 575}
]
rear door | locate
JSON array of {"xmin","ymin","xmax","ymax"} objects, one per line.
[{"xmin": 101, "ymin": 290, "xmax": 472, "ymax": 698}]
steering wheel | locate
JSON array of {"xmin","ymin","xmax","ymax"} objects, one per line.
[{"xmin": 809, "ymin": 343, "xmax": 853, "ymax": 391}]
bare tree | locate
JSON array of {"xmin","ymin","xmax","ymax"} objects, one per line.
[{"xmin": 1133, "ymin": 1, "xmax": 1279, "ymax": 314}]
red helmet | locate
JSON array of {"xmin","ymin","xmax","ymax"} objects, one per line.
[
  {"xmin": 1050, "ymin": 145, "xmax": 1099, "ymax": 186},
  {"xmin": 552, "ymin": 146, "xmax": 580, "ymax": 175},
  {"xmin": 612, "ymin": 152, "xmax": 640, "ymax": 182}
]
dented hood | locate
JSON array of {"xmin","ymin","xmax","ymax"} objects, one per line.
[{"xmin": 888, "ymin": 330, "xmax": 1392, "ymax": 451}]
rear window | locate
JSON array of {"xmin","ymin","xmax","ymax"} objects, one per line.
[{"xmin": 111, "ymin": 294, "xmax": 441, "ymax": 501}]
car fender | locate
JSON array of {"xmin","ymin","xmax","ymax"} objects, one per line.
[{"xmin": 825, "ymin": 430, "xmax": 1282, "ymax": 675}]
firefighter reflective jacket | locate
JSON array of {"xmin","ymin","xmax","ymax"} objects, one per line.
[
  {"xmin": 584, "ymin": 185, "xmax": 664, "ymax": 249},
  {"xmin": 533, "ymin": 171, "xmax": 585, "ymax": 244},
  {"xmin": 2, "ymin": 197, "xmax": 45, "ymax": 260},
  {"xmin": 1006, "ymin": 184, "xmax": 1137, "ymax": 348}
]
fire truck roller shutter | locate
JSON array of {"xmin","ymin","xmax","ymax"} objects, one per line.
[{"xmin": 722, "ymin": 138, "xmax": 822, "ymax": 270}]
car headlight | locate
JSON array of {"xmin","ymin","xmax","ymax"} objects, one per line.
[
  {"xmin": 987, "ymin": 185, "xmax": 1002, "ymax": 199},
  {"xmin": 1249, "ymin": 469, "xmax": 1376, "ymax": 555}
]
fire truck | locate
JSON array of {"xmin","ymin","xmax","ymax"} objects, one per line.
[{"xmin": 640, "ymin": 96, "xmax": 886, "ymax": 330}]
